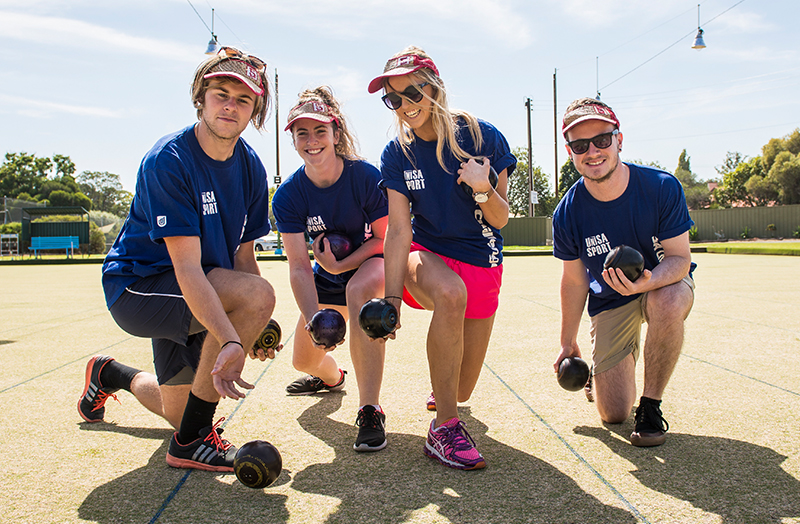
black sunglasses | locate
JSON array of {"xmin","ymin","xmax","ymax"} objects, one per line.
[
  {"xmin": 567, "ymin": 129, "xmax": 619, "ymax": 155},
  {"xmin": 381, "ymin": 82, "xmax": 430, "ymax": 110}
]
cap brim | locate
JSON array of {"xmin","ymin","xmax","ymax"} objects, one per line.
[
  {"xmin": 367, "ymin": 66, "xmax": 425, "ymax": 93},
  {"xmin": 284, "ymin": 114, "xmax": 336, "ymax": 132},
  {"xmin": 204, "ymin": 71, "xmax": 264, "ymax": 96},
  {"xmin": 562, "ymin": 115, "xmax": 618, "ymax": 135}
]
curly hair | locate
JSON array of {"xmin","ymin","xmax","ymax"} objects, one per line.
[{"xmin": 289, "ymin": 86, "xmax": 361, "ymax": 160}]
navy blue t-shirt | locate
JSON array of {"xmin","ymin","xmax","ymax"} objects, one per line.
[
  {"xmin": 102, "ymin": 124, "xmax": 271, "ymax": 308},
  {"xmin": 553, "ymin": 163, "xmax": 694, "ymax": 316},
  {"xmin": 272, "ymin": 158, "xmax": 388, "ymax": 287},
  {"xmin": 380, "ymin": 118, "xmax": 516, "ymax": 268}
]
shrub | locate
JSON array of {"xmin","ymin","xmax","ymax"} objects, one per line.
[
  {"xmin": 793, "ymin": 226, "xmax": 800, "ymax": 239},
  {"xmin": 689, "ymin": 225, "xmax": 699, "ymax": 241},
  {"xmin": 740, "ymin": 226, "xmax": 751, "ymax": 239}
]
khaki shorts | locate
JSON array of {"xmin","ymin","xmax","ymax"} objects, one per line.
[{"xmin": 589, "ymin": 274, "xmax": 695, "ymax": 375}]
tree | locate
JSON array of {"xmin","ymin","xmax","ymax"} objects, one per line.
[
  {"xmin": 745, "ymin": 174, "xmax": 779, "ymax": 206},
  {"xmin": 674, "ymin": 149, "xmax": 698, "ymax": 187},
  {"xmin": 508, "ymin": 147, "xmax": 556, "ymax": 217},
  {"xmin": 762, "ymin": 129, "xmax": 800, "ymax": 173},
  {"xmin": 77, "ymin": 171, "xmax": 129, "ymax": 215},
  {"xmin": 0, "ymin": 152, "xmax": 51, "ymax": 197},
  {"xmin": 716, "ymin": 156, "xmax": 762, "ymax": 207},
  {"xmin": 672, "ymin": 149, "xmax": 710, "ymax": 210},
  {"xmin": 768, "ymin": 151, "xmax": 800, "ymax": 205},
  {"xmin": 559, "ymin": 159, "xmax": 581, "ymax": 196}
]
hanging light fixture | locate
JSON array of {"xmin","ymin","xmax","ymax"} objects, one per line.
[
  {"xmin": 204, "ymin": 8, "xmax": 220, "ymax": 55},
  {"xmin": 692, "ymin": 4, "xmax": 706, "ymax": 49}
]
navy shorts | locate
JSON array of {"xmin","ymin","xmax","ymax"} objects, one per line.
[
  {"xmin": 109, "ymin": 270, "xmax": 207, "ymax": 385},
  {"xmin": 314, "ymin": 254, "xmax": 383, "ymax": 306}
]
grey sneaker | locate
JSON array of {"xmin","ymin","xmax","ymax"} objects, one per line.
[{"xmin": 285, "ymin": 370, "xmax": 347, "ymax": 395}]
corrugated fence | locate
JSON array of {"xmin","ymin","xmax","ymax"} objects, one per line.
[{"xmin": 502, "ymin": 205, "xmax": 800, "ymax": 245}]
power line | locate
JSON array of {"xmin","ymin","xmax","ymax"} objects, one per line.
[
  {"xmin": 185, "ymin": 0, "xmax": 212, "ymax": 34},
  {"xmin": 600, "ymin": 0, "xmax": 748, "ymax": 92}
]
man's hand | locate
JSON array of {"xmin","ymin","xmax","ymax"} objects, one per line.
[{"xmin": 211, "ymin": 342, "xmax": 254, "ymax": 399}]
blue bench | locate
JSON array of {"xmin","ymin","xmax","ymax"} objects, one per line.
[{"xmin": 29, "ymin": 236, "xmax": 79, "ymax": 258}]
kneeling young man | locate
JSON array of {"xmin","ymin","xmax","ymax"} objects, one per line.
[
  {"xmin": 79, "ymin": 47, "xmax": 277, "ymax": 471},
  {"xmin": 552, "ymin": 98, "xmax": 695, "ymax": 447}
]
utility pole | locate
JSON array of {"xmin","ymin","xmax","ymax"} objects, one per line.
[
  {"xmin": 553, "ymin": 69, "xmax": 559, "ymax": 200},
  {"xmin": 525, "ymin": 97, "xmax": 534, "ymax": 217},
  {"xmin": 274, "ymin": 69, "xmax": 283, "ymax": 254}
]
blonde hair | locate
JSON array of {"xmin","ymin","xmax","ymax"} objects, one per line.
[
  {"xmin": 290, "ymin": 86, "xmax": 361, "ymax": 160},
  {"xmin": 191, "ymin": 50, "xmax": 271, "ymax": 131},
  {"xmin": 384, "ymin": 46, "xmax": 482, "ymax": 173}
]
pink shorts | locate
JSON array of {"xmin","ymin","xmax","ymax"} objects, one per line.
[{"xmin": 403, "ymin": 242, "xmax": 503, "ymax": 319}]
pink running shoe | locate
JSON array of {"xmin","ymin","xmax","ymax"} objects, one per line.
[
  {"xmin": 424, "ymin": 418, "xmax": 486, "ymax": 470},
  {"xmin": 426, "ymin": 392, "xmax": 436, "ymax": 411}
]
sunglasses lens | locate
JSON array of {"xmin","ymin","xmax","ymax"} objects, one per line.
[
  {"xmin": 382, "ymin": 92, "xmax": 403, "ymax": 110},
  {"xmin": 403, "ymin": 88, "xmax": 424, "ymax": 103},
  {"xmin": 594, "ymin": 133, "xmax": 613, "ymax": 149},
  {"xmin": 570, "ymin": 140, "xmax": 590, "ymax": 155}
]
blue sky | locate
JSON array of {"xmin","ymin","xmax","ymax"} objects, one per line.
[{"xmin": 1, "ymin": 0, "xmax": 798, "ymax": 194}]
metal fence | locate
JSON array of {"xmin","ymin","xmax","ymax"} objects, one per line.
[
  {"xmin": 502, "ymin": 217, "xmax": 553, "ymax": 246},
  {"xmin": 689, "ymin": 204, "xmax": 800, "ymax": 241},
  {"xmin": 503, "ymin": 205, "xmax": 800, "ymax": 246}
]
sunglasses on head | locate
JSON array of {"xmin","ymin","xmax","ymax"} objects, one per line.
[
  {"xmin": 381, "ymin": 82, "xmax": 430, "ymax": 110},
  {"xmin": 567, "ymin": 129, "xmax": 619, "ymax": 155},
  {"xmin": 218, "ymin": 46, "xmax": 266, "ymax": 72}
]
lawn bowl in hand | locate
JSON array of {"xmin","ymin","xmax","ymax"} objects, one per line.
[
  {"xmin": 322, "ymin": 232, "xmax": 354, "ymax": 261},
  {"xmin": 358, "ymin": 298, "xmax": 398, "ymax": 339},
  {"xmin": 254, "ymin": 319, "xmax": 281, "ymax": 353},
  {"xmin": 309, "ymin": 308, "xmax": 346, "ymax": 348},
  {"xmin": 557, "ymin": 356, "xmax": 591, "ymax": 392},
  {"xmin": 603, "ymin": 244, "xmax": 644, "ymax": 282}
]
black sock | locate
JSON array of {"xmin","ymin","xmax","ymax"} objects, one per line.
[
  {"xmin": 177, "ymin": 392, "xmax": 218, "ymax": 444},
  {"xmin": 640, "ymin": 396, "xmax": 661, "ymax": 406},
  {"xmin": 99, "ymin": 360, "xmax": 141, "ymax": 392}
]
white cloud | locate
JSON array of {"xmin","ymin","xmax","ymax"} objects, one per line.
[
  {"xmin": 0, "ymin": 11, "xmax": 198, "ymax": 63},
  {"xmin": 0, "ymin": 93, "xmax": 122, "ymax": 119}
]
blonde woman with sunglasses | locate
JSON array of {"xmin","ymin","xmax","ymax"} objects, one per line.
[{"xmin": 369, "ymin": 46, "xmax": 516, "ymax": 470}]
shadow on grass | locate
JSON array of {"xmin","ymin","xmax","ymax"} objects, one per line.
[
  {"xmin": 291, "ymin": 395, "xmax": 639, "ymax": 524},
  {"xmin": 575, "ymin": 424, "xmax": 800, "ymax": 523},
  {"xmin": 77, "ymin": 426, "xmax": 290, "ymax": 523}
]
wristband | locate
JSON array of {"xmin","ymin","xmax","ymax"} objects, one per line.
[
  {"xmin": 384, "ymin": 296, "xmax": 402, "ymax": 301},
  {"xmin": 222, "ymin": 340, "xmax": 244, "ymax": 350}
]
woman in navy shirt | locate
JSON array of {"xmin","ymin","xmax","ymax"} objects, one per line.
[
  {"xmin": 369, "ymin": 46, "xmax": 516, "ymax": 470},
  {"xmin": 272, "ymin": 86, "xmax": 389, "ymax": 452}
]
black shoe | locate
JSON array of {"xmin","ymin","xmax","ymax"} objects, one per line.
[
  {"xmin": 165, "ymin": 418, "xmax": 237, "ymax": 472},
  {"xmin": 285, "ymin": 370, "xmax": 347, "ymax": 396},
  {"xmin": 630, "ymin": 397, "xmax": 669, "ymax": 447},
  {"xmin": 78, "ymin": 355, "xmax": 120, "ymax": 423},
  {"xmin": 354, "ymin": 405, "xmax": 387, "ymax": 452}
]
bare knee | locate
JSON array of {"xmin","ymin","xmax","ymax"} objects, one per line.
[
  {"xmin": 249, "ymin": 277, "xmax": 276, "ymax": 326},
  {"xmin": 646, "ymin": 283, "xmax": 693, "ymax": 324},
  {"xmin": 434, "ymin": 284, "xmax": 467, "ymax": 314}
]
